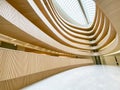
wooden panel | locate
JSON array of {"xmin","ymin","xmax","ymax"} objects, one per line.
[
  {"xmin": 96, "ymin": 0, "xmax": 120, "ymax": 53},
  {"xmin": 0, "ymin": 47, "xmax": 93, "ymax": 90},
  {"xmin": 0, "ymin": 63, "xmax": 92, "ymax": 90},
  {"xmin": 104, "ymin": 56, "xmax": 116, "ymax": 65}
]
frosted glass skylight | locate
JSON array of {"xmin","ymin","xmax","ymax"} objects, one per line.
[
  {"xmin": 53, "ymin": 0, "xmax": 96, "ymax": 27},
  {"xmin": 81, "ymin": 0, "xmax": 96, "ymax": 24}
]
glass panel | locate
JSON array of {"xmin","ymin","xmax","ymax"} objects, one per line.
[
  {"xmin": 53, "ymin": 0, "xmax": 96, "ymax": 27},
  {"xmin": 81, "ymin": 0, "xmax": 96, "ymax": 25}
]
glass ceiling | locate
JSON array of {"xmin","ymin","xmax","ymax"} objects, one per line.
[{"xmin": 53, "ymin": 0, "xmax": 96, "ymax": 27}]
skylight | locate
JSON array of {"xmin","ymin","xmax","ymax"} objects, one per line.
[{"xmin": 52, "ymin": 0, "xmax": 96, "ymax": 27}]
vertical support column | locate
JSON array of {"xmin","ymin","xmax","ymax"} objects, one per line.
[
  {"xmin": 90, "ymin": 39, "xmax": 101, "ymax": 65},
  {"xmin": 94, "ymin": 56, "xmax": 102, "ymax": 65},
  {"xmin": 100, "ymin": 55, "xmax": 106, "ymax": 65},
  {"xmin": 114, "ymin": 56, "xmax": 119, "ymax": 66}
]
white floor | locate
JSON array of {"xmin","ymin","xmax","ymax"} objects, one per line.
[{"xmin": 22, "ymin": 65, "xmax": 120, "ymax": 90}]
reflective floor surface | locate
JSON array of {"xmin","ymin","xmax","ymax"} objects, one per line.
[{"xmin": 22, "ymin": 65, "xmax": 120, "ymax": 90}]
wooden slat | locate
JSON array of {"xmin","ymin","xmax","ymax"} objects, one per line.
[{"xmin": 0, "ymin": 47, "xmax": 93, "ymax": 90}]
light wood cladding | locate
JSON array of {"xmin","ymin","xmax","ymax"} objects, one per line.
[
  {"xmin": 0, "ymin": 0, "xmax": 117, "ymax": 56},
  {"xmin": 0, "ymin": 47, "xmax": 93, "ymax": 90},
  {"xmin": 95, "ymin": 0, "xmax": 120, "ymax": 54}
]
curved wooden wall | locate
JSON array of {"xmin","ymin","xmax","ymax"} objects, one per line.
[
  {"xmin": 0, "ymin": 0, "xmax": 120, "ymax": 89},
  {"xmin": 0, "ymin": 0, "xmax": 118, "ymax": 57},
  {"xmin": 95, "ymin": 0, "xmax": 120, "ymax": 55},
  {"xmin": 0, "ymin": 47, "xmax": 93, "ymax": 90}
]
